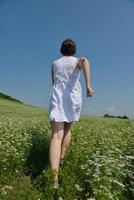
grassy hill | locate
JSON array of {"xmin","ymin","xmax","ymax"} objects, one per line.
[
  {"xmin": 0, "ymin": 92, "xmax": 23, "ymax": 104},
  {"xmin": 0, "ymin": 98, "xmax": 134, "ymax": 200}
]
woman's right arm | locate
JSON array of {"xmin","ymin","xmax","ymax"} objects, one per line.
[{"xmin": 77, "ymin": 57, "xmax": 94, "ymax": 97}]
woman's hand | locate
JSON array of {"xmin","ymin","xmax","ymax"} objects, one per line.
[{"xmin": 86, "ymin": 86, "xmax": 94, "ymax": 97}]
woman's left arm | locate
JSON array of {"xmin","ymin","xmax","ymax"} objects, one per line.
[{"xmin": 51, "ymin": 64, "xmax": 54, "ymax": 85}]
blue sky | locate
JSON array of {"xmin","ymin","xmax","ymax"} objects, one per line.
[{"xmin": 0, "ymin": 0, "xmax": 134, "ymax": 118}]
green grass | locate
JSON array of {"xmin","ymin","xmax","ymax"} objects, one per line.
[
  {"xmin": 0, "ymin": 92, "xmax": 23, "ymax": 104},
  {"xmin": 0, "ymin": 97, "xmax": 134, "ymax": 200}
]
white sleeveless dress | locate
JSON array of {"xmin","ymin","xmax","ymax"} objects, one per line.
[{"xmin": 48, "ymin": 56, "xmax": 82, "ymax": 123}]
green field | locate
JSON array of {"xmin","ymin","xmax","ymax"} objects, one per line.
[{"xmin": 0, "ymin": 98, "xmax": 134, "ymax": 200}]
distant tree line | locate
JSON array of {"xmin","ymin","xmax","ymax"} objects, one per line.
[
  {"xmin": 104, "ymin": 114, "xmax": 129, "ymax": 119},
  {"xmin": 0, "ymin": 92, "xmax": 23, "ymax": 104}
]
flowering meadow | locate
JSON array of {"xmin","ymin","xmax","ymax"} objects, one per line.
[{"xmin": 0, "ymin": 98, "xmax": 134, "ymax": 200}]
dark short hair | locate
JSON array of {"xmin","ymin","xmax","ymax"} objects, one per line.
[{"xmin": 60, "ymin": 39, "xmax": 77, "ymax": 56}]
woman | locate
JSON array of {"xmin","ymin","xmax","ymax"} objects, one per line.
[{"xmin": 48, "ymin": 38, "xmax": 94, "ymax": 188}]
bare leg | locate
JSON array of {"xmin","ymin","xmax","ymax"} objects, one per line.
[
  {"xmin": 49, "ymin": 121, "xmax": 64, "ymax": 181},
  {"xmin": 60, "ymin": 122, "xmax": 72, "ymax": 160}
]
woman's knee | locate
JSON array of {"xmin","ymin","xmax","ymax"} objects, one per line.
[{"xmin": 52, "ymin": 132, "xmax": 64, "ymax": 141}]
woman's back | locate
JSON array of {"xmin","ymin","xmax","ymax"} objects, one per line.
[{"xmin": 52, "ymin": 56, "xmax": 81, "ymax": 89}]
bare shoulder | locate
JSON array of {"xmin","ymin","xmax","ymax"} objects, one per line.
[
  {"xmin": 80, "ymin": 57, "xmax": 89, "ymax": 63},
  {"xmin": 77, "ymin": 57, "xmax": 90, "ymax": 69}
]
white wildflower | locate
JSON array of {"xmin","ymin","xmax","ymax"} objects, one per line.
[
  {"xmin": 74, "ymin": 184, "xmax": 83, "ymax": 191},
  {"xmin": 125, "ymin": 155, "xmax": 134, "ymax": 160}
]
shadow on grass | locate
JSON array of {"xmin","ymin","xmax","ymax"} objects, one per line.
[{"xmin": 23, "ymin": 127, "xmax": 50, "ymax": 182}]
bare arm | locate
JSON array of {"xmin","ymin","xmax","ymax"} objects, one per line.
[
  {"xmin": 51, "ymin": 64, "xmax": 54, "ymax": 85},
  {"xmin": 77, "ymin": 57, "xmax": 94, "ymax": 97}
]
